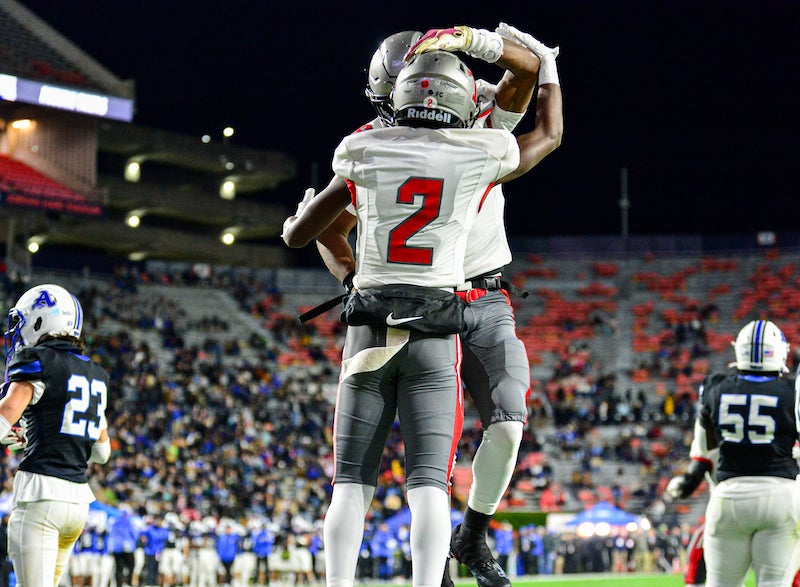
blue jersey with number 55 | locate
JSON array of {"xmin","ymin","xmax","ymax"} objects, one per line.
[
  {"xmin": 6, "ymin": 339, "xmax": 109, "ymax": 483},
  {"xmin": 699, "ymin": 372, "xmax": 798, "ymax": 482}
]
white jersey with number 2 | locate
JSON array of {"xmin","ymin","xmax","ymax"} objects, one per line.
[{"xmin": 332, "ymin": 126, "xmax": 519, "ymax": 290}]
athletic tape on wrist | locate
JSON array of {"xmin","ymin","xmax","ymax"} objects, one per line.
[
  {"xmin": 538, "ymin": 54, "xmax": 560, "ymax": 86},
  {"xmin": 467, "ymin": 28, "xmax": 504, "ymax": 63}
]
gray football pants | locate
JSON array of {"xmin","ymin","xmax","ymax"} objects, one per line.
[
  {"xmin": 333, "ymin": 325, "xmax": 462, "ymax": 492},
  {"xmin": 460, "ymin": 289, "xmax": 530, "ymax": 427}
]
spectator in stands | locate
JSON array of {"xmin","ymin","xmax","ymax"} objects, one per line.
[
  {"xmin": 141, "ymin": 517, "xmax": 169, "ymax": 587},
  {"xmin": 252, "ymin": 520, "xmax": 274, "ymax": 586},
  {"xmin": 217, "ymin": 522, "xmax": 241, "ymax": 586},
  {"xmin": 493, "ymin": 522, "xmax": 514, "ymax": 576},
  {"xmin": 540, "ymin": 527, "xmax": 558, "ymax": 575},
  {"xmin": 108, "ymin": 505, "xmax": 141, "ymax": 587},
  {"xmin": 369, "ymin": 523, "xmax": 395, "ymax": 580}
]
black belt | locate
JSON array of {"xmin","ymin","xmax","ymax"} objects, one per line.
[
  {"xmin": 457, "ymin": 274, "xmax": 529, "ymax": 299},
  {"xmin": 297, "ymin": 294, "xmax": 346, "ymax": 324}
]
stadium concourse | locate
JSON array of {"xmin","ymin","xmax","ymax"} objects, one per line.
[{"xmin": 1, "ymin": 240, "xmax": 799, "ymax": 583}]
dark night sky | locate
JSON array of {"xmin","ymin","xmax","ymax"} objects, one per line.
[{"xmin": 18, "ymin": 0, "xmax": 800, "ymax": 240}]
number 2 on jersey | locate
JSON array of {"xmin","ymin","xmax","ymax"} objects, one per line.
[
  {"xmin": 60, "ymin": 374, "xmax": 107, "ymax": 440},
  {"xmin": 719, "ymin": 393, "xmax": 778, "ymax": 444},
  {"xmin": 387, "ymin": 177, "xmax": 443, "ymax": 265}
]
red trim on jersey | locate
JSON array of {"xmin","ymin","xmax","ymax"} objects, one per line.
[
  {"xmin": 691, "ymin": 456, "xmax": 715, "ymax": 470},
  {"xmin": 477, "ymin": 107, "xmax": 493, "ymax": 120},
  {"xmin": 456, "ymin": 289, "xmax": 487, "ymax": 303},
  {"xmin": 792, "ymin": 567, "xmax": 800, "ymax": 587},
  {"xmin": 684, "ymin": 523, "xmax": 705, "ymax": 586},
  {"xmin": 478, "ymin": 183, "xmax": 496, "ymax": 212},
  {"xmin": 455, "ymin": 286, "xmax": 515, "ymax": 305},
  {"xmin": 330, "ymin": 368, "xmax": 346, "ymax": 486},
  {"xmin": 345, "ymin": 179, "xmax": 358, "ymax": 208},
  {"xmin": 445, "ymin": 336, "xmax": 464, "ymax": 495},
  {"xmin": 351, "ymin": 123, "xmax": 374, "ymax": 134}
]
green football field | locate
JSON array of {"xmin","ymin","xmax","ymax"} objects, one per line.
[{"xmin": 361, "ymin": 572, "xmax": 757, "ymax": 587}]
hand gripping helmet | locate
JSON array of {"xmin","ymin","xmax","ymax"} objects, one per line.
[
  {"xmin": 729, "ymin": 319, "xmax": 790, "ymax": 373},
  {"xmin": 4, "ymin": 283, "xmax": 83, "ymax": 359},
  {"xmin": 393, "ymin": 50, "xmax": 477, "ymax": 129},
  {"xmin": 365, "ymin": 30, "xmax": 423, "ymax": 125}
]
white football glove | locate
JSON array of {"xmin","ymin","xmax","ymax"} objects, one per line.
[
  {"xmin": 294, "ymin": 187, "xmax": 316, "ymax": 218},
  {"xmin": 792, "ymin": 443, "xmax": 800, "ymax": 461},
  {"xmin": 495, "ymin": 23, "xmax": 559, "ymax": 59},
  {"xmin": 1, "ymin": 426, "xmax": 26, "ymax": 451},
  {"xmin": 665, "ymin": 475, "xmax": 685, "ymax": 499}
]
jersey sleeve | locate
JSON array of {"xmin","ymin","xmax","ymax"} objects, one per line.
[
  {"xmin": 6, "ymin": 347, "xmax": 44, "ymax": 382},
  {"xmin": 332, "ymin": 137, "xmax": 356, "ymax": 182},
  {"xmin": 489, "ymin": 104, "xmax": 526, "ymax": 132},
  {"xmin": 496, "ymin": 132, "xmax": 521, "ymax": 180},
  {"xmin": 689, "ymin": 417, "xmax": 718, "ymax": 463}
]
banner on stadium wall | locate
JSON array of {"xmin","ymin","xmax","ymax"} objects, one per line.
[{"xmin": 1, "ymin": 189, "xmax": 104, "ymax": 217}]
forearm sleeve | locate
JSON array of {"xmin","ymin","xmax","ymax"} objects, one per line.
[
  {"xmin": 680, "ymin": 458, "xmax": 713, "ymax": 496},
  {"xmin": 89, "ymin": 439, "xmax": 111, "ymax": 464}
]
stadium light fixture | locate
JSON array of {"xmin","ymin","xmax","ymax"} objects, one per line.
[
  {"xmin": 221, "ymin": 231, "xmax": 236, "ymax": 245},
  {"xmin": 201, "ymin": 134, "xmax": 211, "ymax": 144},
  {"xmin": 220, "ymin": 180, "xmax": 236, "ymax": 200},
  {"xmin": 126, "ymin": 209, "xmax": 146, "ymax": 228},
  {"xmin": 125, "ymin": 159, "xmax": 141, "ymax": 182},
  {"xmin": 10, "ymin": 119, "xmax": 32, "ymax": 130},
  {"xmin": 27, "ymin": 234, "xmax": 45, "ymax": 253},
  {"xmin": 223, "ymin": 126, "xmax": 234, "ymax": 138}
]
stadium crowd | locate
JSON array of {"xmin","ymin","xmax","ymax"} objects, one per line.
[{"xmin": 0, "ymin": 264, "xmax": 734, "ymax": 584}]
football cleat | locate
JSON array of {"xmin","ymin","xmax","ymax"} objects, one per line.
[
  {"xmin": 441, "ymin": 557, "xmax": 455, "ymax": 587},
  {"xmin": 450, "ymin": 524, "xmax": 511, "ymax": 587}
]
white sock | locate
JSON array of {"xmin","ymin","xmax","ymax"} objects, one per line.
[
  {"xmin": 468, "ymin": 421, "xmax": 524, "ymax": 514},
  {"xmin": 407, "ymin": 485, "xmax": 451, "ymax": 587},
  {"xmin": 323, "ymin": 483, "xmax": 375, "ymax": 587}
]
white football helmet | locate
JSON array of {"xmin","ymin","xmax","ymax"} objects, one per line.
[
  {"xmin": 4, "ymin": 283, "xmax": 83, "ymax": 358},
  {"xmin": 365, "ymin": 30, "xmax": 423, "ymax": 125},
  {"xmin": 730, "ymin": 319, "xmax": 790, "ymax": 373},
  {"xmin": 393, "ymin": 50, "xmax": 477, "ymax": 129}
]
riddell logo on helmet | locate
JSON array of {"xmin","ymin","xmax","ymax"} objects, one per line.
[{"xmin": 404, "ymin": 108, "xmax": 452, "ymax": 123}]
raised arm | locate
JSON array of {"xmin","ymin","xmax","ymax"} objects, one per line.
[
  {"xmin": 496, "ymin": 24, "xmax": 564, "ymax": 183},
  {"xmin": 492, "ymin": 37, "xmax": 540, "ymax": 115},
  {"xmin": 405, "ymin": 24, "xmax": 540, "ymax": 119},
  {"xmin": 498, "ymin": 82, "xmax": 563, "ymax": 183}
]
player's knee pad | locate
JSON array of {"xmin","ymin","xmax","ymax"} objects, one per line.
[{"xmin": 484, "ymin": 420, "xmax": 524, "ymax": 455}]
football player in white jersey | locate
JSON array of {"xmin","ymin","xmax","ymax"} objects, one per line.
[
  {"xmin": 307, "ymin": 24, "xmax": 562, "ymax": 587},
  {"xmin": 0, "ymin": 284, "xmax": 111, "ymax": 587},
  {"xmin": 283, "ymin": 37, "xmax": 559, "ymax": 587},
  {"xmin": 284, "ymin": 48, "xmax": 517, "ymax": 587},
  {"xmin": 668, "ymin": 320, "xmax": 800, "ymax": 587}
]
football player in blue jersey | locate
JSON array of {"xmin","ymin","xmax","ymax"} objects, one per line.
[
  {"xmin": 0, "ymin": 284, "xmax": 111, "ymax": 587},
  {"xmin": 668, "ymin": 319, "xmax": 800, "ymax": 587}
]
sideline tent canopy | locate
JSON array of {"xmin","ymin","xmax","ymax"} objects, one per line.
[{"xmin": 565, "ymin": 501, "xmax": 639, "ymax": 527}]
